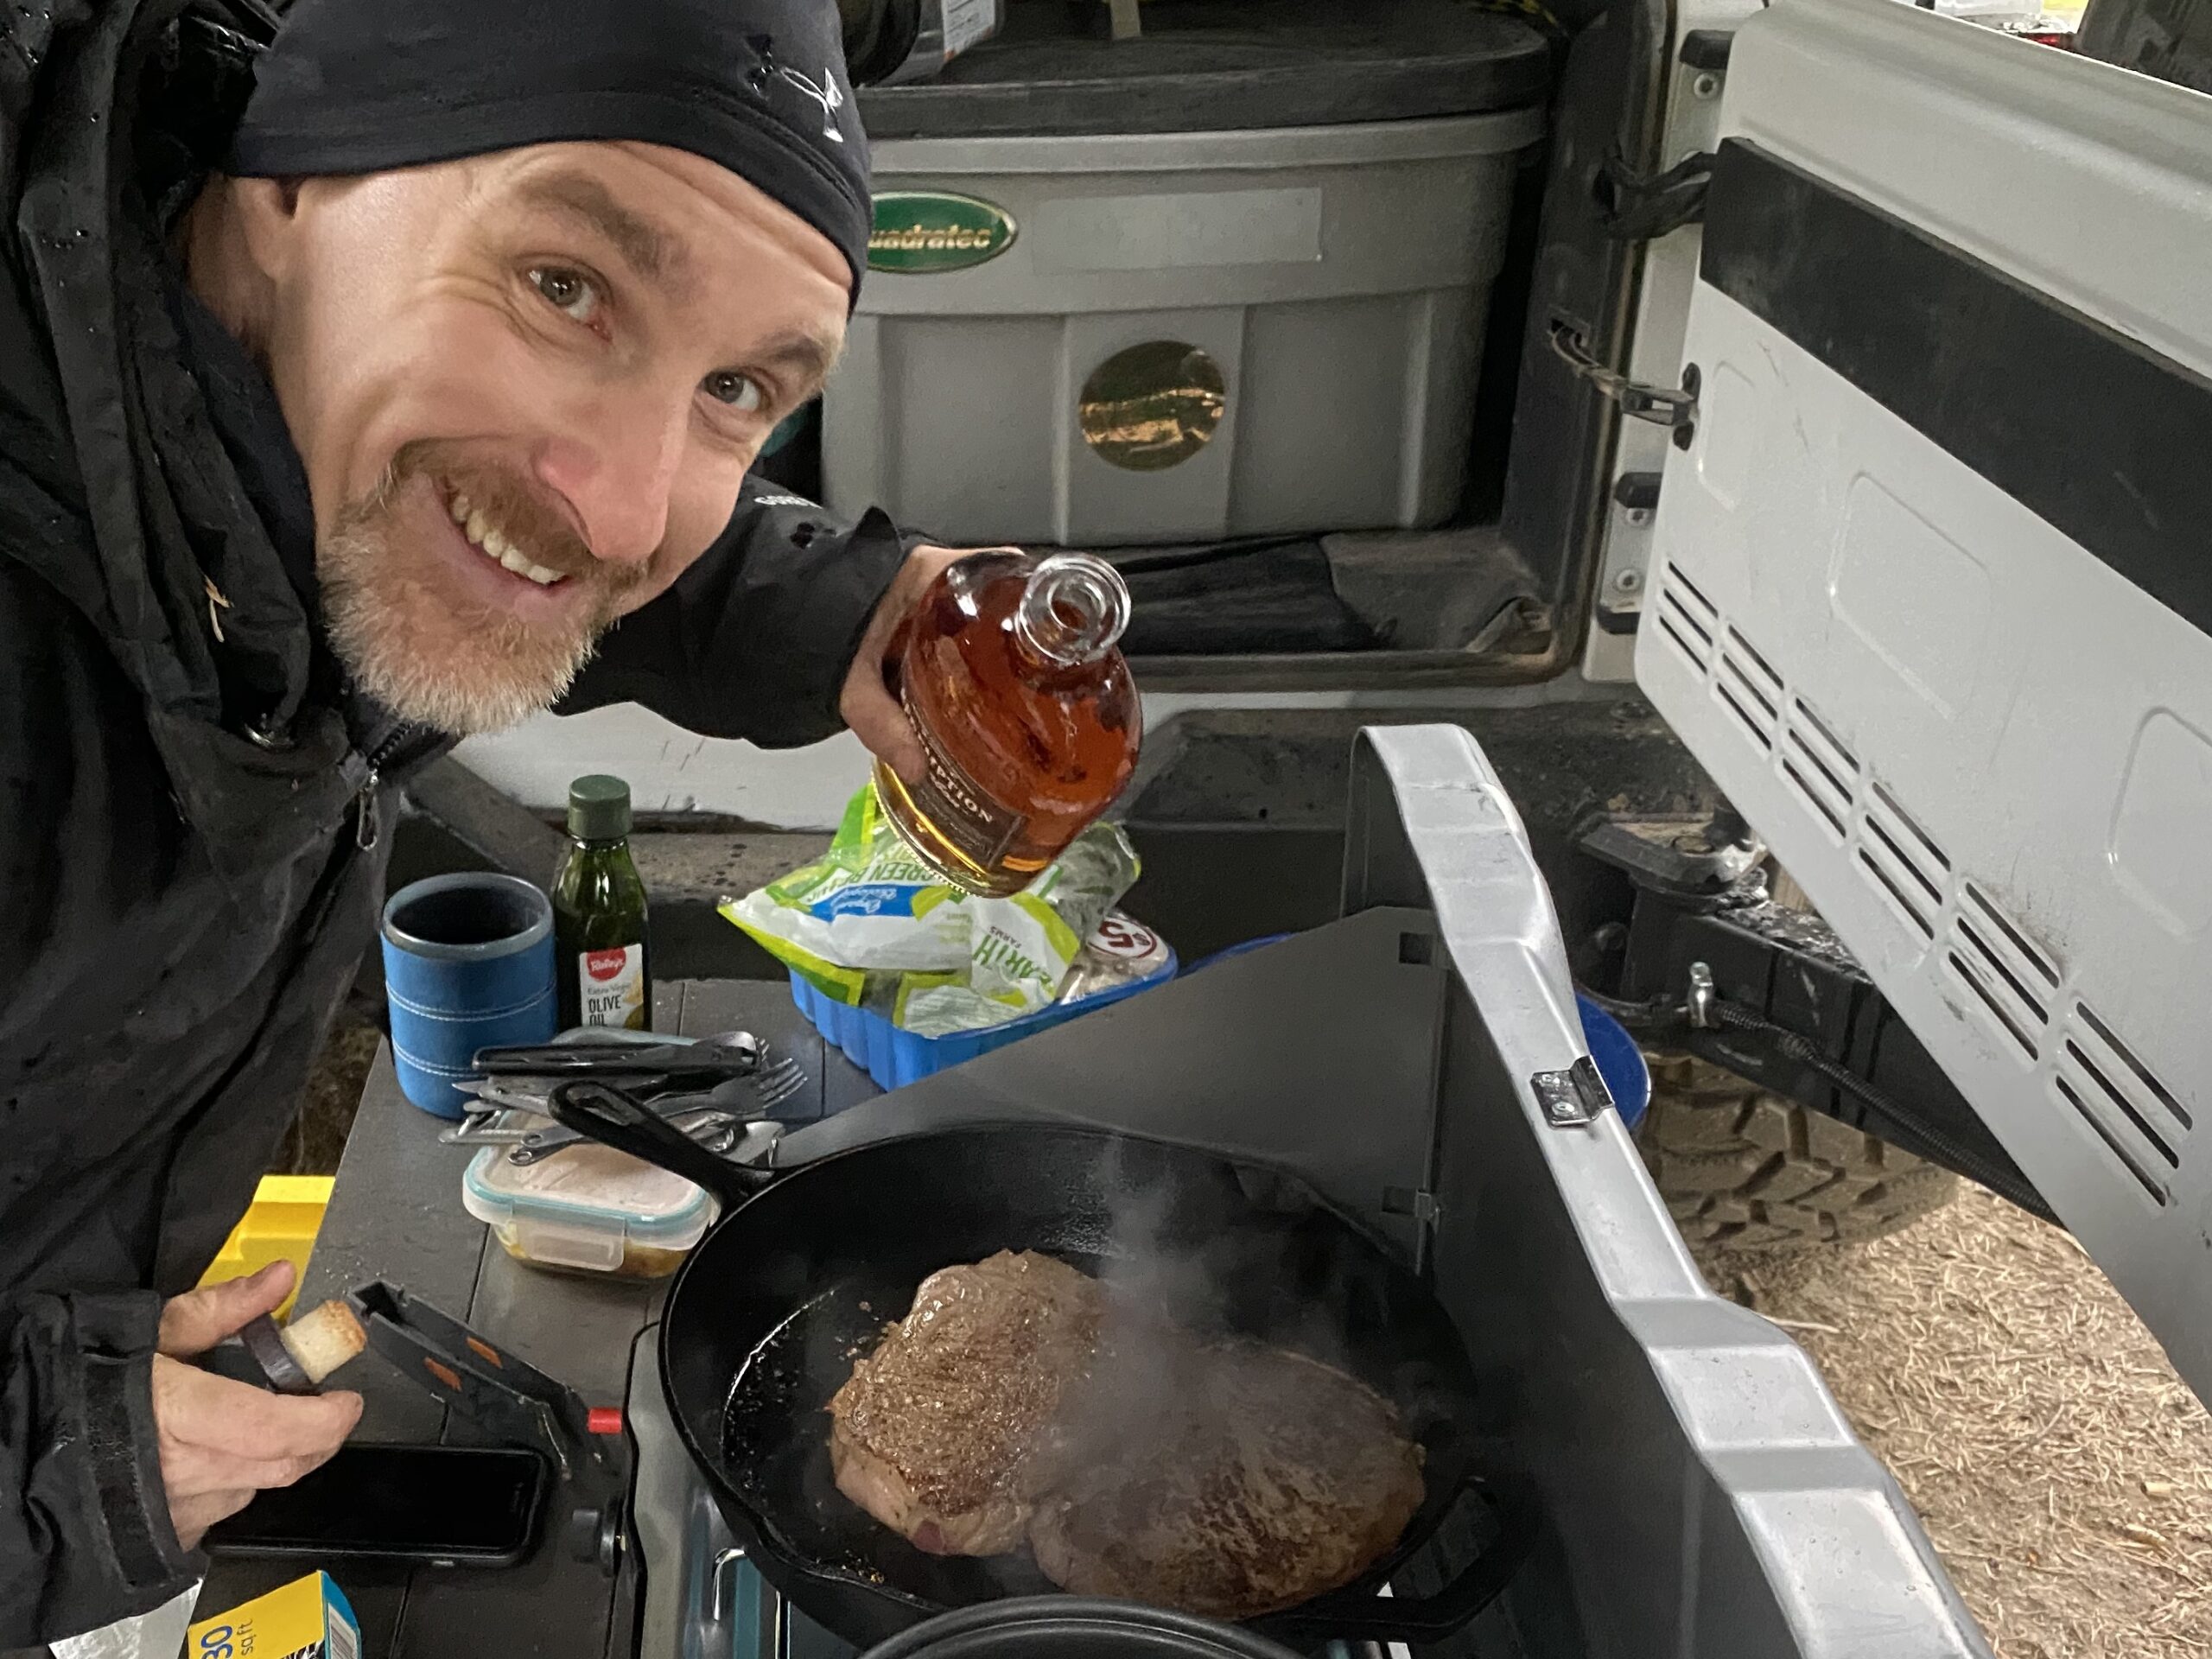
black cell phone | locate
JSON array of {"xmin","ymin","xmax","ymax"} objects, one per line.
[{"xmin": 204, "ymin": 1444, "xmax": 550, "ymax": 1567}]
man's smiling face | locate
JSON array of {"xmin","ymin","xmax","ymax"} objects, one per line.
[{"xmin": 222, "ymin": 141, "xmax": 849, "ymax": 733}]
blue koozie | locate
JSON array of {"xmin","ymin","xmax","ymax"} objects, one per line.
[{"xmin": 381, "ymin": 874, "xmax": 557, "ymax": 1118}]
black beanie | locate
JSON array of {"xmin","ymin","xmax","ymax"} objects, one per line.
[{"xmin": 227, "ymin": 0, "xmax": 872, "ymax": 299}]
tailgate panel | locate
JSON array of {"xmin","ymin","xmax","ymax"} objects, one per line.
[{"xmin": 1638, "ymin": 0, "xmax": 2212, "ymax": 1391}]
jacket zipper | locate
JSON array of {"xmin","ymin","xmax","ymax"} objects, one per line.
[{"xmin": 354, "ymin": 723, "xmax": 425, "ymax": 851}]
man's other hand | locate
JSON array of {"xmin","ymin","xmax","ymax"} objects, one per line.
[
  {"xmin": 152, "ymin": 1262, "xmax": 364, "ymax": 1548},
  {"xmin": 838, "ymin": 543, "xmax": 987, "ymax": 782}
]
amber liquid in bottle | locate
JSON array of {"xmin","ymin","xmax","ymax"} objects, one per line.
[{"xmin": 875, "ymin": 550, "xmax": 1140, "ymax": 898}]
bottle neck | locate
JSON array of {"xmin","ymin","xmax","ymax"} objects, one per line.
[{"xmin": 1011, "ymin": 553, "xmax": 1130, "ymax": 669}]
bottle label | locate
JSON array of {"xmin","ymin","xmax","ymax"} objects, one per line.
[
  {"xmin": 900, "ymin": 683, "xmax": 1028, "ymax": 871},
  {"xmin": 578, "ymin": 944, "xmax": 646, "ymax": 1029}
]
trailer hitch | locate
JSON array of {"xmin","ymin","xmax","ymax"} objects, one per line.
[{"xmin": 1572, "ymin": 810, "xmax": 2058, "ymax": 1224}]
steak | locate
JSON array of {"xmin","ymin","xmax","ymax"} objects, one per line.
[
  {"xmin": 828, "ymin": 1251, "xmax": 1425, "ymax": 1619},
  {"xmin": 827, "ymin": 1250, "xmax": 1104, "ymax": 1555},
  {"xmin": 1027, "ymin": 1334, "xmax": 1425, "ymax": 1618}
]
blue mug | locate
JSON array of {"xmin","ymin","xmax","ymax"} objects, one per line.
[{"xmin": 381, "ymin": 874, "xmax": 557, "ymax": 1118}]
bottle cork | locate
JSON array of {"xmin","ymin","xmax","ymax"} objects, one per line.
[
  {"xmin": 283, "ymin": 1300, "xmax": 370, "ymax": 1382},
  {"xmin": 238, "ymin": 1300, "xmax": 368, "ymax": 1395}
]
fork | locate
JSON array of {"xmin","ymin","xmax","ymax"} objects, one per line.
[
  {"xmin": 691, "ymin": 1029, "xmax": 805, "ymax": 1113},
  {"xmin": 741, "ymin": 1046, "xmax": 806, "ymax": 1112}
]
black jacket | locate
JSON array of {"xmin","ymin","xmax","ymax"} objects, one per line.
[{"xmin": 0, "ymin": 0, "xmax": 905, "ymax": 1639}]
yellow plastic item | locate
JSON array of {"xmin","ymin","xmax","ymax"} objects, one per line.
[{"xmin": 197, "ymin": 1175, "xmax": 334, "ymax": 1318}]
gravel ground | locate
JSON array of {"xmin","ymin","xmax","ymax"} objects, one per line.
[{"xmin": 1700, "ymin": 1185, "xmax": 2212, "ymax": 1658}]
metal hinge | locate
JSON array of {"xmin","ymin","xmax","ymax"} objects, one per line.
[
  {"xmin": 1530, "ymin": 1057, "xmax": 1617, "ymax": 1128},
  {"xmin": 1549, "ymin": 323, "xmax": 1700, "ymax": 429},
  {"xmin": 1594, "ymin": 149, "xmax": 1716, "ymax": 241}
]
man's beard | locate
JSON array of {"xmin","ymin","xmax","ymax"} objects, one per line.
[{"xmin": 319, "ymin": 440, "xmax": 645, "ymax": 734}]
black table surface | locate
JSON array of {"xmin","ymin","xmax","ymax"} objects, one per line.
[{"xmin": 194, "ymin": 980, "xmax": 880, "ymax": 1657}]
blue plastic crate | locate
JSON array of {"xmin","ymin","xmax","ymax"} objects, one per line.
[{"xmin": 791, "ymin": 944, "xmax": 1180, "ymax": 1094}]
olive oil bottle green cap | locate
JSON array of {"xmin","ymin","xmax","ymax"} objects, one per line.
[{"xmin": 567, "ymin": 774, "xmax": 632, "ymax": 841}]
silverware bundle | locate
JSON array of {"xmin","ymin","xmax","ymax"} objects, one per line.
[{"xmin": 437, "ymin": 1028, "xmax": 804, "ymax": 1164}]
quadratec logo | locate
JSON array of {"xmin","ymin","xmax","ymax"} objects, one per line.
[
  {"xmin": 585, "ymin": 947, "xmax": 630, "ymax": 982},
  {"xmin": 868, "ymin": 192, "xmax": 1017, "ymax": 274}
]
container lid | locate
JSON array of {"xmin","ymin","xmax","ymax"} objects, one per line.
[
  {"xmin": 462, "ymin": 1141, "xmax": 712, "ymax": 1246},
  {"xmin": 858, "ymin": 0, "xmax": 1553, "ymax": 141},
  {"xmin": 1060, "ymin": 912, "xmax": 1176, "ymax": 1005},
  {"xmin": 567, "ymin": 774, "xmax": 632, "ymax": 841}
]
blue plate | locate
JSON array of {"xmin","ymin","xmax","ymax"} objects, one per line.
[{"xmin": 1575, "ymin": 993, "xmax": 1651, "ymax": 1130}]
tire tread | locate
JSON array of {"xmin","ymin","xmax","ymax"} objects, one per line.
[{"xmin": 1637, "ymin": 1054, "xmax": 1956, "ymax": 1253}]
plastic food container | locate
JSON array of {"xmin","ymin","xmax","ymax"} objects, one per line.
[
  {"xmin": 462, "ymin": 1141, "xmax": 714, "ymax": 1278},
  {"xmin": 793, "ymin": 912, "xmax": 1179, "ymax": 1092}
]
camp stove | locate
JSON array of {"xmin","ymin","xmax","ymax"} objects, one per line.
[
  {"xmin": 626, "ymin": 1327, "xmax": 853, "ymax": 1659},
  {"xmin": 620, "ymin": 1326, "xmax": 1410, "ymax": 1659}
]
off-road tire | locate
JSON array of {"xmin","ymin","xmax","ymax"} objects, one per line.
[{"xmin": 1637, "ymin": 1053, "xmax": 1958, "ymax": 1253}]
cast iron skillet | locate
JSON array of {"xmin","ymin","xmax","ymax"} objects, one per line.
[{"xmin": 550, "ymin": 1083, "xmax": 1535, "ymax": 1651}]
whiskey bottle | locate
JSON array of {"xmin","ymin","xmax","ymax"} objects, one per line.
[{"xmin": 875, "ymin": 550, "xmax": 1139, "ymax": 898}]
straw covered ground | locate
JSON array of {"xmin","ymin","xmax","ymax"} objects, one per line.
[{"xmin": 1699, "ymin": 1184, "xmax": 2212, "ymax": 1657}]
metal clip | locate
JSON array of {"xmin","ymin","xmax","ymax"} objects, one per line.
[
  {"xmin": 1687, "ymin": 961, "xmax": 1719, "ymax": 1029},
  {"xmin": 709, "ymin": 1545, "xmax": 748, "ymax": 1628},
  {"xmin": 1549, "ymin": 323, "xmax": 1700, "ymax": 429},
  {"xmin": 1531, "ymin": 1056, "xmax": 1617, "ymax": 1128},
  {"xmin": 355, "ymin": 771, "xmax": 381, "ymax": 850}
]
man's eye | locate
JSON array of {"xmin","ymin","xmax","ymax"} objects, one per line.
[
  {"xmin": 528, "ymin": 266, "xmax": 602, "ymax": 325},
  {"xmin": 704, "ymin": 370, "xmax": 764, "ymax": 414}
]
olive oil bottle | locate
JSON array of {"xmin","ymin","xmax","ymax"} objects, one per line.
[{"xmin": 552, "ymin": 774, "xmax": 652, "ymax": 1030}]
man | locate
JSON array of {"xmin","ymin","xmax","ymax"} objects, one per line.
[{"xmin": 0, "ymin": 0, "xmax": 972, "ymax": 1639}]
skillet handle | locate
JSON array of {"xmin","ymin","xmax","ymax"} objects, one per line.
[
  {"xmin": 1253, "ymin": 1466, "xmax": 1541, "ymax": 1646},
  {"xmin": 547, "ymin": 1080, "xmax": 774, "ymax": 1209}
]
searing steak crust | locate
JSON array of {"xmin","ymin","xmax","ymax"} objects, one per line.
[
  {"xmin": 827, "ymin": 1251, "xmax": 1103, "ymax": 1555},
  {"xmin": 1027, "ymin": 1337, "xmax": 1426, "ymax": 1618},
  {"xmin": 826, "ymin": 1250, "xmax": 1425, "ymax": 1618}
]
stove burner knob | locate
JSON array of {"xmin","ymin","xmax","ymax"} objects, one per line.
[{"xmin": 564, "ymin": 1497, "xmax": 624, "ymax": 1577}]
